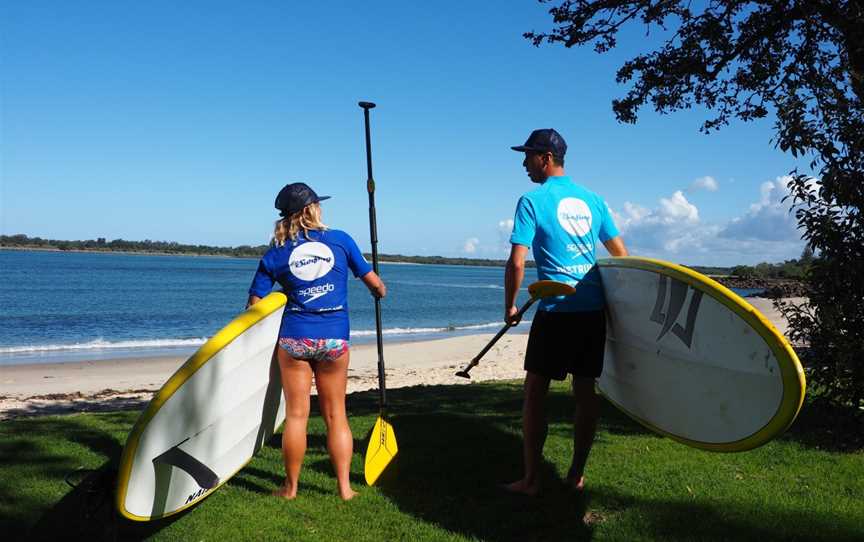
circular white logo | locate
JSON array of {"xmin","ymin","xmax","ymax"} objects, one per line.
[
  {"xmin": 288, "ymin": 242, "xmax": 335, "ymax": 281},
  {"xmin": 557, "ymin": 198, "xmax": 593, "ymax": 236}
]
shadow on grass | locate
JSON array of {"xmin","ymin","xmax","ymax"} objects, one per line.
[
  {"xmin": 781, "ymin": 396, "xmax": 864, "ymax": 452},
  {"xmin": 588, "ymin": 486, "xmax": 862, "ymax": 542},
  {"xmin": 28, "ymin": 462, "xmax": 187, "ymax": 541},
  {"xmin": 0, "ymin": 412, "xmax": 185, "ymax": 541},
  {"xmin": 1, "ymin": 395, "xmax": 150, "ymax": 419},
  {"xmin": 300, "ymin": 382, "xmax": 647, "ymax": 541},
  {"xmin": 1, "ymin": 413, "xmax": 126, "ymax": 538},
  {"xmin": 319, "ymin": 375, "xmax": 860, "ymax": 541},
  {"xmin": 343, "ymin": 380, "xmax": 651, "ymax": 435},
  {"xmin": 368, "ymin": 411, "xmax": 592, "ymax": 541}
]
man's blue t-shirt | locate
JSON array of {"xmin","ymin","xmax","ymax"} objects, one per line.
[
  {"xmin": 510, "ymin": 176, "xmax": 619, "ymax": 312},
  {"xmin": 248, "ymin": 229, "xmax": 373, "ymax": 340}
]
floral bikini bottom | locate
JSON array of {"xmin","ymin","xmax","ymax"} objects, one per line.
[{"xmin": 278, "ymin": 338, "xmax": 349, "ymax": 362}]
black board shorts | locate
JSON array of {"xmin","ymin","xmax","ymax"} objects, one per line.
[{"xmin": 524, "ymin": 309, "xmax": 606, "ymax": 381}]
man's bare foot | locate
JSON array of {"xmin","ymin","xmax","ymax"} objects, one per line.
[
  {"xmin": 566, "ymin": 475, "xmax": 585, "ymax": 492},
  {"xmin": 500, "ymin": 478, "xmax": 540, "ymax": 497},
  {"xmin": 272, "ymin": 483, "xmax": 298, "ymax": 500}
]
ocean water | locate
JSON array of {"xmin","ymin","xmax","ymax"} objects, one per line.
[
  {"xmin": 0, "ymin": 250, "xmax": 524, "ymax": 365},
  {"xmin": 0, "ymin": 250, "xmax": 762, "ymax": 366}
]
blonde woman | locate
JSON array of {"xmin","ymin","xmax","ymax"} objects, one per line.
[{"xmin": 247, "ymin": 182, "xmax": 386, "ymax": 501}]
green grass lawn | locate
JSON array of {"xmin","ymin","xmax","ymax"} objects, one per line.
[{"xmin": 2, "ymin": 380, "xmax": 862, "ymax": 541}]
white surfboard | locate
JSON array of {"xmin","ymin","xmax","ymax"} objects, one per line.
[
  {"xmin": 597, "ymin": 257, "xmax": 805, "ymax": 452},
  {"xmin": 116, "ymin": 292, "xmax": 287, "ymax": 521}
]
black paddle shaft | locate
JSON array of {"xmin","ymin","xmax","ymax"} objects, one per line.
[
  {"xmin": 455, "ymin": 296, "xmax": 538, "ymax": 378},
  {"xmin": 360, "ymin": 101, "xmax": 387, "ymax": 411}
]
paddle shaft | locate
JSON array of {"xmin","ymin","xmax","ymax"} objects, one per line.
[
  {"xmin": 360, "ymin": 101, "xmax": 387, "ymax": 412},
  {"xmin": 456, "ymin": 296, "xmax": 537, "ymax": 377}
]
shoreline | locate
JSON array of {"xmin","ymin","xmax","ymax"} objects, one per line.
[
  {"xmin": 0, "ymin": 296, "xmax": 801, "ymax": 420},
  {"xmin": 0, "ymin": 333, "xmax": 530, "ymax": 420},
  {"xmin": 0, "ymin": 326, "xmax": 531, "ymax": 367}
]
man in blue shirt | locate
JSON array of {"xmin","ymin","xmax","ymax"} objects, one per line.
[{"xmin": 503, "ymin": 129, "xmax": 628, "ymax": 496}]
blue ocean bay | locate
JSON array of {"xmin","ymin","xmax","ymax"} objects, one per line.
[
  {"xmin": 0, "ymin": 250, "xmax": 523, "ymax": 365},
  {"xmin": 0, "ymin": 250, "xmax": 762, "ymax": 365}
]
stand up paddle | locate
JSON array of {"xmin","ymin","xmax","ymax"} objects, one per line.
[
  {"xmin": 359, "ymin": 101, "xmax": 398, "ymax": 486},
  {"xmin": 455, "ymin": 280, "xmax": 575, "ymax": 379}
]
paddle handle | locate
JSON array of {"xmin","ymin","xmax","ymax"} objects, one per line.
[
  {"xmin": 456, "ymin": 297, "xmax": 537, "ymax": 377},
  {"xmin": 361, "ymin": 101, "xmax": 387, "ymax": 410}
]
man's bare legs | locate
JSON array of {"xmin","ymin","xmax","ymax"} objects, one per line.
[
  {"xmin": 314, "ymin": 351, "xmax": 357, "ymax": 500},
  {"xmin": 503, "ymin": 371, "xmax": 550, "ymax": 496},
  {"xmin": 274, "ymin": 350, "xmax": 313, "ymax": 499},
  {"xmin": 567, "ymin": 377, "xmax": 600, "ymax": 491}
]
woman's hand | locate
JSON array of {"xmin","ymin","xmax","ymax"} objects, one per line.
[{"xmin": 361, "ymin": 271, "xmax": 386, "ymax": 299}]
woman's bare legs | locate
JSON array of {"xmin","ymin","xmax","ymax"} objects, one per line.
[
  {"xmin": 274, "ymin": 349, "xmax": 313, "ymax": 499},
  {"xmin": 314, "ymin": 350, "xmax": 357, "ymax": 500}
]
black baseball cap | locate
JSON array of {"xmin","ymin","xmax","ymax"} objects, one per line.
[
  {"xmin": 511, "ymin": 128, "xmax": 567, "ymax": 158},
  {"xmin": 275, "ymin": 182, "xmax": 331, "ymax": 218}
]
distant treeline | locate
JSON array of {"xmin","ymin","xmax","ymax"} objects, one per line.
[
  {"xmin": 724, "ymin": 247, "xmax": 813, "ymax": 279},
  {"xmin": 0, "ymin": 234, "xmax": 810, "ymax": 275},
  {"xmin": 0, "ymin": 234, "xmax": 269, "ymax": 258},
  {"xmin": 0, "ymin": 234, "xmax": 534, "ymax": 267},
  {"xmin": 372, "ymin": 254, "xmax": 536, "ymax": 268}
]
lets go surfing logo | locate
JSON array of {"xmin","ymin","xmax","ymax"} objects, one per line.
[
  {"xmin": 289, "ymin": 242, "xmax": 335, "ymax": 281},
  {"xmin": 557, "ymin": 198, "xmax": 592, "ymax": 236}
]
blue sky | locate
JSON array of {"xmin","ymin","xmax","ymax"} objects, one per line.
[{"xmin": 1, "ymin": 1, "xmax": 808, "ymax": 266}]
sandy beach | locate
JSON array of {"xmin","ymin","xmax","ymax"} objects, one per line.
[{"xmin": 0, "ymin": 297, "xmax": 800, "ymax": 420}]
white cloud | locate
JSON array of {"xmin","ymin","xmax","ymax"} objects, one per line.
[
  {"xmin": 494, "ymin": 219, "xmax": 515, "ymax": 254},
  {"xmin": 613, "ymin": 178, "xmax": 805, "ymax": 265},
  {"xmin": 688, "ymin": 176, "xmax": 719, "ymax": 192},
  {"xmin": 615, "ymin": 191, "xmax": 698, "ymax": 232},
  {"xmin": 462, "ymin": 237, "xmax": 480, "ymax": 254},
  {"xmin": 719, "ymin": 176, "xmax": 801, "ymax": 242},
  {"xmin": 659, "ymin": 190, "xmax": 699, "ymax": 223}
]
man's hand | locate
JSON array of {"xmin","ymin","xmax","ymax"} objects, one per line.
[
  {"xmin": 505, "ymin": 244, "xmax": 528, "ymax": 326},
  {"xmin": 505, "ymin": 305, "xmax": 521, "ymax": 326}
]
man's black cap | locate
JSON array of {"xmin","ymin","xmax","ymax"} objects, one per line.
[
  {"xmin": 511, "ymin": 128, "xmax": 567, "ymax": 158},
  {"xmin": 275, "ymin": 182, "xmax": 331, "ymax": 218}
]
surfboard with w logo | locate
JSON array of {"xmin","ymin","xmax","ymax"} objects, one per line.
[{"xmin": 597, "ymin": 257, "xmax": 805, "ymax": 452}]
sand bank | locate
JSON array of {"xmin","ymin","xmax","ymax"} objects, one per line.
[{"xmin": 0, "ymin": 334, "xmax": 528, "ymax": 420}]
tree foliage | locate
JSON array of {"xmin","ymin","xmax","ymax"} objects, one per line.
[
  {"xmin": 730, "ymin": 259, "xmax": 808, "ymax": 280},
  {"xmin": 527, "ymin": 1, "xmax": 863, "ymax": 420}
]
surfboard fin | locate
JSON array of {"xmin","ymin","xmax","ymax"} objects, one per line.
[{"xmin": 153, "ymin": 447, "xmax": 219, "ymax": 490}]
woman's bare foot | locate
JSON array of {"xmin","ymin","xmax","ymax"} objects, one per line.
[
  {"xmin": 272, "ymin": 481, "xmax": 298, "ymax": 500},
  {"xmin": 500, "ymin": 478, "xmax": 540, "ymax": 497},
  {"xmin": 338, "ymin": 487, "xmax": 358, "ymax": 501}
]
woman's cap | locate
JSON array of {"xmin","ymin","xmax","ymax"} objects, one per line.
[
  {"xmin": 275, "ymin": 182, "xmax": 331, "ymax": 218},
  {"xmin": 511, "ymin": 128, "xmax": 567, "ymax": 158}
]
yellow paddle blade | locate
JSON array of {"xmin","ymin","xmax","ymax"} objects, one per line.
[
  {"xmin": 364, "ymin": 416, "xmax": 398, "ymax": 486},
  {"xmin": 528, "ymin": 280, "xmax": 576, "ymax": 300}
]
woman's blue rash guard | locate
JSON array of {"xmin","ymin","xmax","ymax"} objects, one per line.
[{"xmin": 248, "ymin": 229, "xmax": 372, "ymax": 340}]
